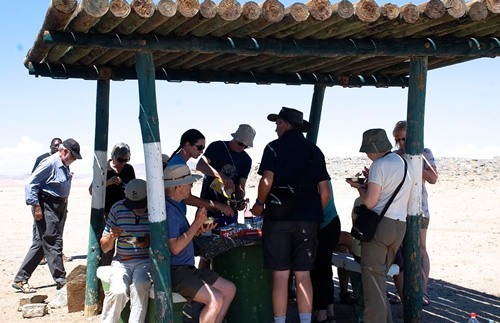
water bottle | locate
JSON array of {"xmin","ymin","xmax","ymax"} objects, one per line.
[
  {"xmin": 467, "ymin": 312, "xmax": 479, "ymax": 323},
  {"xmin": 243, "ymin": 198, "xmax": 253, "ymax": 228}
]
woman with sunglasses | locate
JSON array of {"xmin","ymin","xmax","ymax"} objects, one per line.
[
  {"xmin": 166, "ymin": 129, "xmax": 234, "ymax": 218},
  {"xmin": 392, "ymin": 121, "xmax": 438, "ymax": 306},
  {"xmin": 90, "ymin": 142, "xmax": 136, "ymax": 265}
]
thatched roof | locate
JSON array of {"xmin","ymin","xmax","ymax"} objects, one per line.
[{"xmin": 24, "ymin": 0, "xmax": 500, "ymax": 87}]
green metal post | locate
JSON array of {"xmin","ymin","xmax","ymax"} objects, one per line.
[
  {"xmin": 85, "ymin": 79, "xmax": 109, "ymax": 316},
  {"xmin": 306, "ymin": 84, "xmax": 326, "ymax": 144},
  {"xmin": 135, "ymin": 51, "xmax": 173, "ymax": 322},
  {"xmin": 404, "ymin": 56, "xmax": 427, "ymax": 322}
]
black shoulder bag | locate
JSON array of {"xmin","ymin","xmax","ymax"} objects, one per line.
[
  {"xmin": 264, "ymin": 143, "xmax": 315, "ymax": 221},
  {"xmin": 351, "ymin": 155, "xmax": 408, "ymax": 242}
]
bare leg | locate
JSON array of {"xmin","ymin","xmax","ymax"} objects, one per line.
[
  {"xmin": 294, "ymin": 271, "xmax": 313, "ymax": 314},
  {"xmin": 193, "ymin": 283, "xmax": 223, "ymax": 323},
  {"xmin": 335, "ymin": 232, "xmax": 354, "ymax": 303},
  {"xmin": 393, "ymin": 272, "xmax": 404, "ymax": 302},
  {"xmin": 272, "ymin": 270, "xmax": 290, "ymax": 317},
  {"xmin": 212, "ymin": 277, "xmax": 236, "ymax": 323},
  {"xmin": 421, "ymin": 228, "xmax": 430, "ymax": 295}
]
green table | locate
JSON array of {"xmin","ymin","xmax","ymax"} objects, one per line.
[{"xmin": 212, "ymin": 242, "xmax": 273, "ymax": 323}]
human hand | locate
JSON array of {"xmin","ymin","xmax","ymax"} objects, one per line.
[
  {"xmin": 362, "ymin": 166, "xmax": 370, "ymax": 178},
  {"xmin": 107, "ymin": 176, "xmax": 122, "ymax": 186},
  {"xmin": 110, "ymin": 226, "xmax": 124, "ymax": 238},
  {"xmin": 33, "ymin": 206, "xmax": 43, "ymax": 221},
  {"xmin": 250, "ymin": 203, "xmax": 264, "ymax": 216},
  {"xmin": 346, "ymin": 178, "xmax": 365, "ymax": 189},
  {"xmin": 194, "ymin": 207, "xmax": 208, "ymax": 227},
  {"xmin": 135, "ymin": 234, "xmax": 150, "ymax": 248},
  {"xmin": 215, "ymin": 202, "xmax": 235, "ymax": 217}
]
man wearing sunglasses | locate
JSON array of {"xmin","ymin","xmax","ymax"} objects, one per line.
[
  {"xmin": 13, "ymin": 138, "xmax": 82, "ymax": 294},
  {"xmin": 200, "ymin": 124, "xmax": 256, "ymax": 227}
]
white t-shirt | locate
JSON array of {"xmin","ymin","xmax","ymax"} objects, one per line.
[{"xmin": 368, "ymin": 153, "xmax": 412, "ymax": 221}]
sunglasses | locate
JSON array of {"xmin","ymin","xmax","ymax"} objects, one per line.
[
  {"xmin": 193, "ymin": 144, "xmax": 205, "ymax": 151},
  {"xmin": 117, "ymin": 157, "xmax": 130, "ymax": 163},
  {"xmin": 395, "ymin": 138, "xmax": 406, "ymax": 143},
  {"xmin": 237, "ymin": 141, "xmax": 248, "ymax": 149}
]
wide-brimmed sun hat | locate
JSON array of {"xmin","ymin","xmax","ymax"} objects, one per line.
[
  {"xmin": 164, "ymin": 164, "xmax": 202, "ymax": 188},
  {"xmin": 267, "ymin": 107, "xmax": 311, "ymax": 132},
  {"xmin": 231, "ymin": 124, "xmax": 256, "ymax": 147},
  {"xmin": 359, "ymin": 128, "xmax": 393, "ymax": 154},
  {"xmin": 124, "ymin": 179, "xmax": 147, "ymax": 209}
]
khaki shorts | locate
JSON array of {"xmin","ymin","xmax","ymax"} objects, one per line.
[
  {"xmin": 171, "ymin": 265, "xmax": 219, "ymax": 302},
  {"xmin": 421, "ymin": 216, "xmax": 430, "ymax": 229}
]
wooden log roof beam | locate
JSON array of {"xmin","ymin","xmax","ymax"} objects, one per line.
[
  {"xmin": 26, "ymin": 62, "xmax": 409, "ymax": 87},
  {"xmin": 41, "ymin": 30, "xmax": 500, "ymax": 58}
]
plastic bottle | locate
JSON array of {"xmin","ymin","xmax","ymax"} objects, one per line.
[
  {"xmin": 243, "ymin": 198, "xmax": 253, "ymax": 228},
  {"xmin": 467, "ymin": 312, "xmax": 479, "ymax": 323}
]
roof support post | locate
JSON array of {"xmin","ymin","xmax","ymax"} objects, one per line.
[
  {"xmin": 404, "ymin": 56, "xmax": 427, "ymax": 322},
  {"xmin": 306, "ymin": 84, "xmax": 326, "ymax": 144},
  {"xmin": 85, "ymin": 79, "xmax": 110, "ymax": 316},
  {"xmin": 135, "ymin": 51, "xmax": 173, "ymax": 322}
]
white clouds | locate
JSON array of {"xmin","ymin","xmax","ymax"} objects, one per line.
[{"xmin": 0, "ymin": 136, "xmax": 43, "ymax": 176}]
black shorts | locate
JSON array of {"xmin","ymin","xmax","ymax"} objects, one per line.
[
  {"xmin": 262, "ymin": 220, "xmax": 317, "ymax": 271},
  {"xmin": 171, "ymin": 265, "xmax": 219, "ymax": 302}
]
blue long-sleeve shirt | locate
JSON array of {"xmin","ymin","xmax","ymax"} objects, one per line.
[{"xmin": 25, "ymin": 153, "xmax": 72, "ymax": 206}]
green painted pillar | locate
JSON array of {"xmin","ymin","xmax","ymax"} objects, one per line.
[
  {"xmin": 135, "ymin": 51, "xmax": 173, "ymax": 322},
  {"xmin": 85, "ymin": 79, "xmax": 109, "ymax": 316},
  {"xmin": 403, "ymin": 56, "xmax": 427, "ymax": 322},
  {"xmin": 306, "ymin": 84, "xmax": 326, "ymax": 144}
]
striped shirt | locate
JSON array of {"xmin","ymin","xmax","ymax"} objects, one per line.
[{"xmin": 105, "ymin": 199, "xmax": 150, "ymax": 261}]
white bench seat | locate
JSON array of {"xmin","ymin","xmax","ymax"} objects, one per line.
[{"xmin": 331, "ymin": 252, "xmax": 400, "ymax": 277}]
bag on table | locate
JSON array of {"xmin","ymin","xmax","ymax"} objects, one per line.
[
  {"xmin": 264, "ymin": 185, "xmax": 297, "ymax": 221},
  {"xmin": 351, "ymin": 204, "xmax": 384, "ymax": 242}
]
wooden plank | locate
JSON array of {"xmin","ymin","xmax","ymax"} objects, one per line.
[
  {"xmin": 253, "ymin": 2, "xmax": 310, "ymax": 38},
  {"xmin": 56, "ymin": 0, "xmax": 110, "ymax": 64},
  {"xmin": 93, "ymin": 0, "xmax": 131, "ymax": 33},
  {"xmin": 135, "ymin": 0, "xmax": 177, "ymax": 34},
  {"xmin": 114, "ymin": 0, "xmax": 155, "ymax": 35},
  {"xmin": 190, "ymin": 0, "xmax": 243, "ymax": 37},
  {"xmin": 227, "ymin": 0, "xmax": 285, "ymax": 37},
  {"xmin": 291, "ymin": 0, "xmax": 354, "ymax": 39},
  {"xmin": 209, "ymin": 1, "xmax": 262, "ymax": 37},
  {"xmin": 25, "ymin": 0, "xmax": 78, "ymax": 65}
]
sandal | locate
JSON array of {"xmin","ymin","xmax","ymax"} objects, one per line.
[
  {"xmin": 339, "ymin": 292, "xmax": 355, "ymax": 305},
  {"xmin": 422, "ymin": 294, "xmax": 430, "ymax": 306},
  {"xmin": 12, "ymin": 281, "xmax": 37, "ymax": 294}
]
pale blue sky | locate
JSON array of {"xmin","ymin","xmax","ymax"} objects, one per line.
[{"xmin": 0, "ymin": 1, "xmax": 499, "ymax": 177}]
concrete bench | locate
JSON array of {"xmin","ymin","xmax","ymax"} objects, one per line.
[
  {"xmin": 97, "ymin": 266, "xmax": 186, "ymax": 322},
  {"xmin": 331, "ymin": 252, "xmax": 400, "ymax": 276}
]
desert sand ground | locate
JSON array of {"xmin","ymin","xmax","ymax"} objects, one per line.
[{"xmin": 0, "ymin": 157, "xmax": 498, "ymax": 322}]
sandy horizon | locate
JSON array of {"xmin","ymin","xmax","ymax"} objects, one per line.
[{"xmin": 0, "ymin": 156, "xmax": 498, "ymax": 322}]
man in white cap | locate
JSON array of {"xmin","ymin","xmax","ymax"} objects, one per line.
[
  {"xmin": 200, "ymin": 124, "xmax": 256, "ymax": 226},
  {"xmin": 164, "ymin": 164, "xmax": 236, "ymax": 323},
  {"xmin": 13, "ymin": 138, "xmax": 82, "ymax": 293},
  {"xmin": 100, "ymin": 179, "xmax": 151, "ymax": 323}
]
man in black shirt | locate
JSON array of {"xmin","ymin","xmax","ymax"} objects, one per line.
[
  {"xmin": 251, "ymin": 107, "xmax": 330, "ymax": 323},
  {"xmin": 32, "ymin": 138, "xmax": 62, "ymax": 173}
]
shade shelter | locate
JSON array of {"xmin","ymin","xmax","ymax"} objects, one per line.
[{"xmin": 23, "ymin": 0, "xmax": 499, "ymax": 321}]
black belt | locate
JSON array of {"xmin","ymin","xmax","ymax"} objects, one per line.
[{"xmin": 40, "ymin": 191, "xmax": 67, "ymax": 203}]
